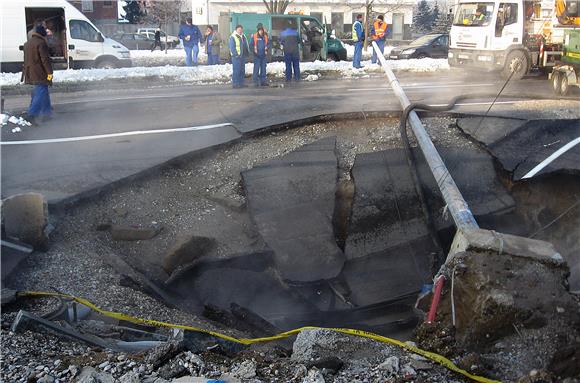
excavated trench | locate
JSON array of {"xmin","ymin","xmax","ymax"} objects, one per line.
[{"xmin": 98, "ymin": 116, "xmax": 579, "ymax": 340}]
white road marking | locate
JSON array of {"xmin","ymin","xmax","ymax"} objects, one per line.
[
  {"xmin": 348, "ymin": 83, "xmax": 494, "ymax": 91},
  {"xmin": 428, "ymin": 100, "xmax": 517, "ymax": 107},
  {"xmin": 1, "ymin": 123, "xmax": 234, "ymax": 146},
  {"xmin": 522, "ymin": 136, "xmax": 580, "ymax": 179}
]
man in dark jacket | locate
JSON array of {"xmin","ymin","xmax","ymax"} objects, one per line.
[
  {"xmin": 250, "ymin": 25, "xmax": 270, "ymax": 86},
  {"xmin": 151, "ymin": 28, "xmax": 162, "ymax": 51},
  {"xmin": 280, "ymin": 20, "xmax": 300, "ymax": 82},
  {"xmin": 204, "ymin": 26, "xmax": 221, "ymax": 65},
  {"xmin": 178, "ymin": 17, "xmax": 201, "ymax": 66},
  {"xmin": 22, "ymin": 22, "xmax": 53, "ymax": 124},
  {"xmin": 229, "ymin": 25, "xmax": 250, "ymax": 88}
]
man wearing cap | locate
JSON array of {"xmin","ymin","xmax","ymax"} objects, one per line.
[
  {"xmin": 178, "ymin": 17, "xmax": 201, "ymax": 66},
  {"xmin": 250, "ymin": 24, "xmax": 270, "ymax": 86},
  {"xmin": 352, "ymin": 14, "xmax": 365, "ymax": 69},
  {"xmin": 22, "ymin": 20, "xmax": 53, "ymax": 125}
]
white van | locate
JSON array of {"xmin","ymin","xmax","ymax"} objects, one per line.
[{"xmin": 0, "ymin": 0, "xmax": 131, "ymax": 73}]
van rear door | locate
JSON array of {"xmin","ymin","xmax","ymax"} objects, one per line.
[
  {"xmin": 68, "ymin": 19, "xmax": 104, "ymax": 68},
  {"xmin": 25, "ymin": 7, "xmax": 68, "ymax": 69}
]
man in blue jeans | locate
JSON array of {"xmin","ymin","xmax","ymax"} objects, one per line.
[
  {"xmin": 229, "ymin": 25, "xmax": 249, "ymax": 88},
  {"xmin": 250, "ymin": 25, "xmax": 270, "ymax": 86},
  {"xmin": 352, "ymin": 14, "xmax": 364, "ymax": 69},
  {"xmin": 22, "ymin": 21, "xmax": 53, "ymax": 125},
  {"xmin": 178, "ymin": 17, "xmax": 201, "ymax": 66},
  {"xmin": 280, "ymin": 21, "xmax": 300, "ymax": 82}
]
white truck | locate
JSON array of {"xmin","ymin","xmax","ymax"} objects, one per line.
[
  {"xmin": 0, "ymin": 0, "xmax": 131, "ymax": 73},
  {"xmin": 448, "ymin": 0, "xmax": 580, "ymax": 79}
]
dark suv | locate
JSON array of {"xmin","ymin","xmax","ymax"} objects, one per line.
[{"xmin": 388, "ymin": 34, "xmax": 449, "ymax": 59}]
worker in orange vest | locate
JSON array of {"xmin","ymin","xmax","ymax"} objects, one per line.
[{"xmin": 371, "ymin": 15, "xmax": 388, "ymax": 64}]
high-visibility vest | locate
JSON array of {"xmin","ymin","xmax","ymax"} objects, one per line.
[
  {"xmin": 352, "ymin": 20, "xmax": 362, "ymax": 42},
  {"xmin": 253, "ymin": 32, "xmax": 269, "ymax": 46},
  {"xmin": 372, "ymin": 20, "xmax": 387, "ymax": 40},
  {"xmin": 231, "ymin": 32, "xmax": 245, "ymax": 55}
]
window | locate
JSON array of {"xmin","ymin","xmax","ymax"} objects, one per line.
[
  {"xmin": 331, "ymin": 12, "xmax": 344, "ymax": 34},
  {"xmin": 103, "ymin": 1, "xmax": 113, "ymax": 8},
  {"xmin": 69, "ymin": 19, "xmax": 101, "ymax": 42},
  {"xmin": 438, "ymin": 35, "xmax": 449, "ymax": 46},
  {"xmin": 134, "ymin": 34, "xmax": 147, "ymax": 40},
  {"xmin": 453, "ymin": 2, "xmax": 494, "ymax": 26},
  {"xmin": 81, "ymin": 0, "xmax": 93, "ymax": 12},
  {"xmin": 310, "ymin": 12, "xmax": 323, "ymax": 23},
  {"xmin": 496, "ymin": 3, "xmax": 518, "ymax": 36}
]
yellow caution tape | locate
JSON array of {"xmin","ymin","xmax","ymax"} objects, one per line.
[{"xmin": 20, "ymin": 291, "xmax": 501, "ymax": 383}]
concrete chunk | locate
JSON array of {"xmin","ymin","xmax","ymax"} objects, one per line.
[{"xmin": 2, "ymin": 192, "xmax": 49, "ymax": 250}]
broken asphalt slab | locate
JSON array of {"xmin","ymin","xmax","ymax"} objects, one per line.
[
  {"xmin": 241, "ymin": 137, "xmax": 345, "ymax": 283},
  {"xmin": 458, "ymin": 117, "xmax": 580, "ymax": 180}
]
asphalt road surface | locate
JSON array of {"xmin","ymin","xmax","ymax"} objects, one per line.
[{"xmin": 1, "ymin": 70, "xmax": 577, "ymax": 204}]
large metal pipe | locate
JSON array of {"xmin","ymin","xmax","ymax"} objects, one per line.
[{"xmin": 371, "ymin": 41, "xmax": 479, "ymax": 232}]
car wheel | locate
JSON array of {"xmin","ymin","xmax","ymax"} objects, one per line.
[
  {"xmin": 552, "ymin": 71, "xmax": 562, "ymax": 95},
  {"xmin": 560, "ymin": 73, "xmax": 570, "ymax": 96},
  {"xmin": 326, "ymin": 53, "xmax": 339, "ymax": 62},
  {"xmin": 96, "ymin": 59, "xmax": 118, "ymax": 69},
  {"xmin": 502, "ymin": 50, "xmax": 528, "ymax": 80},
  {"xmin": 416, "ymin": 53, "xmax": 428, "ymax": 59}
]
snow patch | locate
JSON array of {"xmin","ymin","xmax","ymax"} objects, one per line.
[{"xmin": 1, "ymin": 58, "xmax": 449, "ymax": 87}]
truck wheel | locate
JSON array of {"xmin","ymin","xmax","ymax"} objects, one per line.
[
  {"xmin": 96, "ymin": 59, "xmax": 118, "ymax": 69},
  {"xmin": 552, "ymin": 71, "xmax": 562, "ymax": 95},
  {"xmin": 560, "ymin": 74, "xmax": 570, "ymax": 96},
  {"xmin": 502, "ymin": 50, "xmax": 528, "ymax": 80}
]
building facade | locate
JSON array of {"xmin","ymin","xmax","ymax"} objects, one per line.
[{"xmin": 190, "ymin": 0, "xmax": 414, "ymax": 40}]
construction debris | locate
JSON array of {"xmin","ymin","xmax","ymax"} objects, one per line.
[{"xmin": 2, "ymin": 192, "xmax": 50, "ymax": 250}]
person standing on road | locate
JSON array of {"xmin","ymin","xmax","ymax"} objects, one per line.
[
  {"xmin": 178, "ymin": 17, "xmax": 201, "ymax": 66},
  {"xmin": 229, "ymin": 25, "xmax": 249, "ymax": 88},
  {"xmin": 250, "ymin": 25, "xmax": 270, "ymax": 86},
  {"xmin": 371, "ymin": 15, "xmax": 388, "ymax": 64},
  {"xmin": 280, "ymin": 20, "xmax": 300, "ymax": 82},
  {"xmin": 204, "ymin": 26, "xmax": 221, "ymax": 65},
  {"xmin": 352, "ymin": 14, "xmax": 365, "ymax": 69},
  {"xmin": 151, "ymin": 28, "xmax": 162, "ymax": 52},
  {"xmin": 22, "ymin": 22, "xmax": 53, "ymax": 125}
]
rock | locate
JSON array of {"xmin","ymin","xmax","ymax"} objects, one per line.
[
  {"xmin": 162, "ymin": 235, "xmax": 217, "ymax": 274},
  {"xmin": 119, "ymin": 371, "xmax": 140, "ymax": 383},
  {"xmin": 401, "ymin": 364, "xmax": 417, "ymax": 378},
  {"xmin": 37, "ymin": 375, "xmax": 55, "ymax": 383},
  {"xmin": 410, "ymin": 359, "xmax": 432, "ymax": 371},
  {"xmin": 110, "ymin": 225, "xmax": 162, "ymax": 241},
  {"xmin": 549, "ymin": 342, "xmax": 580, "ymax": 378},
  {"xmin": 145, "ymin": 341, "xmax": 185, "ymax": 370},
  {"xmin": 305, "ymin": 356, "xmax": 343, "ymax": 373},
  {"xmin": 2, "ymin": 193, "xmax": 49, "ymax": 250},
  {"xmin": 158, "ymin": 360, "xmax": 188, "ymax": 380},
  {"xmin": 1, "ymin": 288, "xmax": 17, "ymax": 306},
  {"xmin": 171, "ymin": 377, "xmax": 214, "ymax": 383},
  {"xmin": 377, "ymin": 356, "xmax": 399, "ymax": 374},
  {"xmin": 74, "ymin": 366, "xmax": 114, "ymax": 383},
  {"xmin": 303, "ymin": 368, "xmax": 325, "ymax": 383},
  {"xmin": 231, "ymin": 360, "xmax": 257, "ymax": 379}
]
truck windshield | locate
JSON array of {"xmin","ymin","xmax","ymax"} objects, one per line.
[{"xmin": 453, "ymin": 2, "xmax": 495, "ymax": 26}]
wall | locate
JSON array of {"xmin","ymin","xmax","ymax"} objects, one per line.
[{"xmin": 195, "ymin": 0, "xmax": 413, "ymax": 38}]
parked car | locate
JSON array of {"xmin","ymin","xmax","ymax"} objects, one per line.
[
  {"xmin": 137, "ymin": 28, "xmax": 179, "ymax": 48},
  {"xmin": 112, "ymin": 32, "xmax": 158, "ymax": 50},
  {"xmin": 388, "ymin": 34, "xmax": 449, "ymax": 59}
]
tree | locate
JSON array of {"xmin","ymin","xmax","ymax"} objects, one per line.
[
  {"xmin": 433, "ymin": 8, "xmax": 453, "ymax": 33},
  {"xmin": 146, "ymin": 0, "xmax": 183, "ymax": 52},
  {"xmin": 123, "ymin": 0, "xmax": 144, "ymax": 24},
  {"xmin": 430, "ymin": 2, "xmax": 440, "ymax": 30},
  {"xmin": 262, "ymin": 0, "xmax": 293, "ymax": 14},
  {"xmin": 412, "ymin": 0, "xmax": 433, "ymax": 34}
]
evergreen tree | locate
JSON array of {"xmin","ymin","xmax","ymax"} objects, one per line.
[
  {"xmin": 412, "ymin": 0, "xmax": 433, "ymax": 34},
  {"xmin": 430, "ymin": 2, "xmax": 440, "ymax": 31},
  {"xmin": 433, "ymin": 10, "xmax": 453, "ymax": 33},
  {"xmin": 123, "ymin": 0, "xmax": 144, "ymax": 24}
]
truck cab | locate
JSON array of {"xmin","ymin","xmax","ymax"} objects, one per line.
[{"xmin": 449, "ymin": 0, "xmax": 578, "ymax": 79}]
